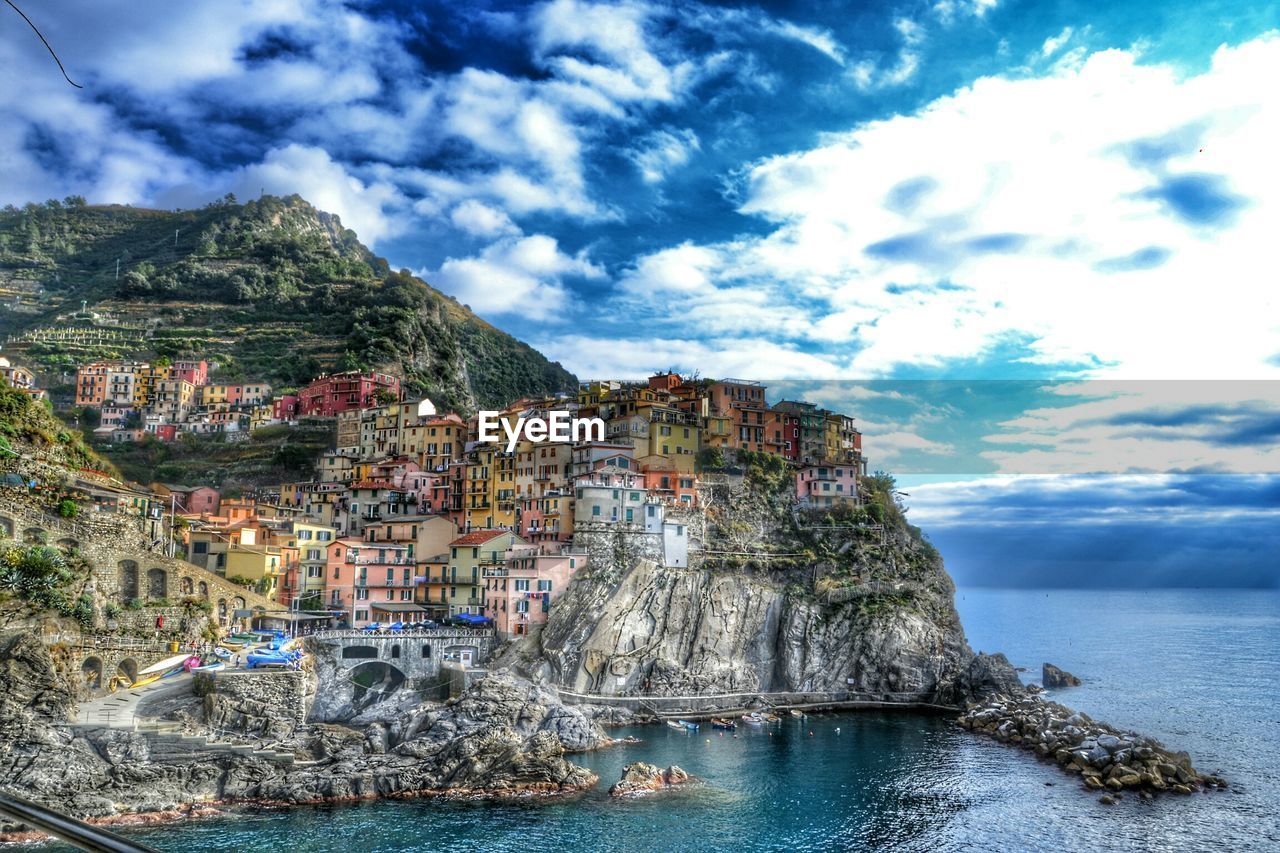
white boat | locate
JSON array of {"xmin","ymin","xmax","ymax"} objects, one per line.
[
  {"xmin": 136, "ymin": 653, "xmax": 197, "ymax": 677},
  {"xmin": 666, "ymin": 719, "xmax": 689, "ymax": 731}
]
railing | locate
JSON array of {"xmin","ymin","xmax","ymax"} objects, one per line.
[
  {"xmin": 0, "ymin": 791, "xmax": 157, "ymax": 852},
  {"xmin": 555, "ymin": 688, "xmax": 945, "ymax": 714},
  {"xmin": 309, "ymin": 627, "xmax": 494, "ymax": 640}
]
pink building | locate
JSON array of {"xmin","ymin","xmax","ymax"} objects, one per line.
[
  {"xmin": 796, "ymin": 463, "xmax": 859, "ymax": 508},
  {"xmin": 273, "ymin": 394, "xmax": 299, "ymax": 421},
  {"xmin": 169, "ymin": 360, "xmax": 208, "ymax": 386},
  {"xmin": 326, "ymin": 538, "xmax": 416, "ymax": 627},
  {"xmin": 482, "ymin": 544, "xmax": 585, "ymax": 638}
]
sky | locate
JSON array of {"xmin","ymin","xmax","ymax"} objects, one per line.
[{"xmin": 2, "ymin": 0, "xmax": 1278, "ymax": 587}]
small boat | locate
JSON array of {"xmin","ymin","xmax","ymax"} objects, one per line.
[
  {"xmin": 246, "ymin": 648, "xmax": 304, "ymax": 670},
  {"xmin": 219, "ymin": 640, "xmax": 246, "ymax": 650},
  {"xmin": 764, "ymin": 713, "xmax": 781, "ymax": 723},
  {"xmin": 190, "ymin": 661, "xmax": 225, "ymax": 673},
  {"xmin": 213, "ymin": 647, "xmax": 232, "ymax": 660},
  {"xmin": 666, "ymin": 720, "xmax": 689, "ymax": 731},
  {"xmin": 711, "ymin": 718, "xmax": 736, "ymax": 730},
  {"xmin": 741, "ymin": 712, "xmax": 764, "ymax": 726},
  {"xmin": 789, "ymin": 709, "xmax": 804, "ymax": 718},
  {"xmin": 678, "ymin": 720, "xmax": 699, "ymax": 730}
]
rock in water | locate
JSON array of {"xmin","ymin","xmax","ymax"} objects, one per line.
[
  {"xmin": 1043, "ymin": 663, "xmax": 1082, "ymax": 688},
  {"xmin": 608, "ymin": 762, "xmax": 690, "ymax": 797}
]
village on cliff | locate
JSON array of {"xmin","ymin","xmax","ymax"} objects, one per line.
[{"xmin": 2, "ymin": 354, "xmax": 866, "ymax": 636}]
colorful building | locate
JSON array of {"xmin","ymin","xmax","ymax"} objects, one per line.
[
  {"xmin": 483, "ymin": 543, "xmax": 586, "ymax": 637},
  {"xmin": 298, "ymin": 371, "xmax": 401, "ymax": 417}
]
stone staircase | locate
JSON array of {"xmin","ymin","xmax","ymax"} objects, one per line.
[{"xmin": 133, "ymin": 721, "xmax": 297, "ymax": 765}]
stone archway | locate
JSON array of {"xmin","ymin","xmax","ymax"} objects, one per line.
[
  {"xmin": 0, "ymin": 516, "xmax": 13, "ymax": 539},
  {"xmin": 22, "ymin": 527, "xmax": 46, "ymax": 544},
  {"xmin": 232, "ymin": 596, "xmax": 245, "ymax": 611},
  {"xmin": 180, "ymin": 576, "xmax": 194, "ymax": 596},
  {"xmin": 118, "ymin": 561, "xmax": 139, "ymax": 601},
  {"xmin": 198, "ymin": 581, "xmax": 209, "ymax": 599},
  {"xmin": 115, "ymin": 658, "xmax": 138, "ymax": 687},
  {"xmin": 347, "ymin": 660, "xmax": 406, "ymax": 713},
  {"xmin": 56, "ymin": 537, "xmax": 79, "ymax": 551},
  {"xmin": 82, "ymin": 656, "xmax": 103, "ymax": 690},
  {"xmin": 217, "ymin": 598, "xmax": 228, "ymax": 620},
  {"xmin": 146, "ymin": 568, "xmax": 167, "ymax": 599}
]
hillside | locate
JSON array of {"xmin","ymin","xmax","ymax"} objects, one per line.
[{"xmin": 0, "ymin": 195, "xmax": 577, "ymax": 411}]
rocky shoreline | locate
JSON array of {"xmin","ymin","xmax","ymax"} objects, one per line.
[{"xmin": 958, "ymin": 692, "xmax": 1229, "ymax": 802}]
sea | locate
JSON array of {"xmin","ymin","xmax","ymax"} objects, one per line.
[{"xmin": 42, "ymin": 589, "xmax": 1280, "ymax": 852}]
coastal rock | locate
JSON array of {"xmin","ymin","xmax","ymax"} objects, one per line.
[
  {"xmin": 1043, "ymin": 663, "xmax": 1081, "ymax": 689},
  {"xmin": 608, "ymin": 762, "xmax": 690, "ymax": 797},
  {"xmin": 0, "ymin": 649, "xmax": 605, "ymax": 833},
  {"xmin": 956, "ymin": 693, "xmax": 1225, "ymax": 798}
]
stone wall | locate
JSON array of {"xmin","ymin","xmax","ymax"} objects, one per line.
[
  {"xmin": 203, "ymin": 670, "xmax": 309, "ymax": 740},
  {"xmin": 0, "ymin": 488, "xmax": 276, "ymax": 621}
]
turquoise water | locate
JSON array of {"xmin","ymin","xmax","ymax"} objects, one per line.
[{"xmin": 52, "ymin": 589, "xmax": 1280, "ymax": 851}]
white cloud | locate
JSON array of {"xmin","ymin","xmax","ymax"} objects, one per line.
[
  {"xmin": 537, "ymin": 334, "xmax": 847, "ymax": 380},
  {"xmin": 629, "ymin": 128, "xmax": 701, "ymax": 183},
  {"xmin": 428, "ymin": 234, "xmax": 604, "ymax": 320},
  {"xmin": 851, "ymin": 17, "xmax": 925, "ymax": 90},
  {"xmin": 1041, "ymin": 26, "xmax": 1075, "ymax": 57},
  {"xmin": 450, "ymin": 200, "xmax": 520, "ymax": 238},
  {"xmin": 620, "ymin": 33, "xmax": 1280, "ymax": 380},
  {"xmin": 979, "ymin": 381, "xmax": 1280, "ymax": 474}
]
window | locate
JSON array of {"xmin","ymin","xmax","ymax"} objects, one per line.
[
  {"xmin": 356, "ymin": 589, "xmax": 369, "ymax": 601},
  {"xmin": 592, "ymin": 505, "xmax": 601, "ymax": 517},
  {"xmin": 625, "ymin": 508, "xmax": 633, "ymax": 522},
  {"xmin": 192, "ymin": 541, "xmax": 208, "ymax": 554},
  {"xmin": 515, "ymin": 579, "xmax": 530, "ymax": 591},
  {"xmin": 537, "ymin": 579, "xmax": 552, "ymax": 592},
  {"xmin": 307, "ymin": 566, "xmax": 322, "ymax": 578},
  {"xmin": 355, "ymin": 609, "xmax": 368, "ymax": 622},
  {"xmin": 516, "ymin": 599, "xmax": 529, "ymax": 613}
]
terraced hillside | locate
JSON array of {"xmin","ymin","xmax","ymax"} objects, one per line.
[{"xmin": 0, "ymin": 195, "xmax": 577, "ymax": 411}]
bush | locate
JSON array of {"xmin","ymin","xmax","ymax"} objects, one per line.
[
  {"xmin": 192, "ymin": 672, "xmax": 218, "ymax": 697},
  {"xmin": 57, "ymin": 497, "xmax": 79, "ymax": 518},
  {"xmin": 126, "ymin": 597, "xmax": 144, "ymax": 610}
]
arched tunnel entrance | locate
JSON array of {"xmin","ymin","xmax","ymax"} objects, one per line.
[
  {"xmin": 81, "ymin": 656, "xmax": 103, "ymax": 690},
  {"xmin": 347, "ymin": 661, "xmax": 406, "ymax": 713}
]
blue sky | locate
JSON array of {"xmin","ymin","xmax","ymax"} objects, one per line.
[{"xmin": 2, "ymin": 0, "xmax": 1278, "ymax": 586}]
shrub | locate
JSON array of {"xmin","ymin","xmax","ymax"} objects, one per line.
[
  {"xmin": 57, "ymin": 497, "xmax": 79, "ymax": 518},
  {"xmin": 126, "ymin": 597, "xmax": 144, "ymax": 610}
]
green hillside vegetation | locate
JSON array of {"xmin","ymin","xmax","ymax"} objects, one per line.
[
  {"xmin": 0, "ymin": 378, "xmax": 108, "ymax": 475},
  {"xmin": 0, "ymin": 195, "xmax": 577, "ymax": 410},
  {"xmin": 99, "ymin": 422, "xmax": 335, "ymax": 491}
]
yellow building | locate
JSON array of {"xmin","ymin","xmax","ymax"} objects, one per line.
[{"xmin": 445, "ymin": 529, "xmax": 525, "ymax": 615}]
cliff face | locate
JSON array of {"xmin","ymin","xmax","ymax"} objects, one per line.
[
  {"xmin": 529, "ymin": 462, "xmax": 1015, "ymax": 704},
  {"xmin": 534, "ymin": 540, "xmax": 977, "ymax": 700}
]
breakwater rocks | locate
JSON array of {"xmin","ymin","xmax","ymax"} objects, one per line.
[
  {"xmin": 608, "ymin": 762, "xmax": 690, "ymax": 797},
  {"xmin": 958, "ymin": 694, "xmax": 1228, "ymax": 799}
]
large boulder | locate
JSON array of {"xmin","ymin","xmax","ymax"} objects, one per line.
[
  {"xmin": 1043, "ymin": 663, "xmax": 1082, "ymax": 688},
  {"xmin": 608, "ymin": 762, "xmax": 690, "ymax": 797}
]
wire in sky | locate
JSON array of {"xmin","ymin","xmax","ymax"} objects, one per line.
[{"xmin": 3, "ymin": 0, "xmax": 83, "ymax": 89}]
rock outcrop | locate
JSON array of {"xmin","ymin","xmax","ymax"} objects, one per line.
[
  {"xmin": 0, "ymin": 638, "xmax": 607, "ymax": 832},
  {"xmin": 1042, "ymin": 662, "xmax": 1081, "ymax": 688},
  {"xmin": 958, "ymin": 693, "xmax": 1228, "ymax": 796},
  {"xmin": 608, "ymin": 762, "xmax": 690, "ymax": 797}
]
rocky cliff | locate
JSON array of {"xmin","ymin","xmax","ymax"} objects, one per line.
[
  {"xmin": 0, "ymin": 633, "xmax": 607, "ymax": 831},
  {"xmin": 526, "ymin": 460, "xmax": 1018, "ymax": 704}
]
